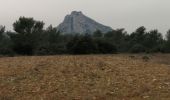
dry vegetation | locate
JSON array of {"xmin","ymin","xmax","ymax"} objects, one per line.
[{"xmin": 0, "ymin": 54, "xmax": 170, "ymax": 100}]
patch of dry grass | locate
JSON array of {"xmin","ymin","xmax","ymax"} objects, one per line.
[{"xmin": 0, "ymin": 54, "xmax": 170, "ymax": 100}]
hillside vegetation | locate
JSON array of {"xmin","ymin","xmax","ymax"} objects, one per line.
[{"xmin": 0, "ymin": 54, "xmax": 170, "ymax": 100}]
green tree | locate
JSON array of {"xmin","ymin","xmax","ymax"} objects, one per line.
[
  {"xmin": 129, "ymin": 44, "xmax": 146, "ymax": 53},
  {"xmin": 93, "ymin": 30, "xmax": 103, "ymax": 38},
  {"xmin": 166, "ymin": 30, "xmax": 170, "ymax": 41},
  {"xmin": 143, "ymin": 30, "xmax": 163, "ymax": 52},
  {"xmin": 67, "ymin": 34, "xmax": 98, "ymax": 54},
  {"xmin": 10, "ymin": 17, "xmax": 44, "ymax": 55},
  {"xmin": 163, "ymin": 30, "xmax": 170, "ymax": 52},
  {"xmin": 104, "ymin": 28, "xmax": 129, "ymax": 52},
  {"xmin": 13, "ymin": 17, "xmax": 44, "ymax": 34},
  {"xmin": 95, "ymin": 39, "xmax": 117, "ymax": 54},
  {"xmin": 0, "ymin": 25, "xmax": 5, "ymax": 35},
  {"xmin": 130, "ymin": 26, "xmax": 146, "ymax": 45},
  {"xmin": 0, "ymin": 26, "xmax": 14, "ymax": 56}
]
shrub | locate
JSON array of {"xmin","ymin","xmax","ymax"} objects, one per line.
[
  {"xmin": 34, "ymin": 44, "xmax": 50, "ymax": 55},
  {"xmin": 34, "ymin": 43, "xmax": 67, "ymax": 55},
  {"xmin": 72, "ymin": 39, "xmax": 98, "ymax": 54},
  {"xmin": 0, "ymin": 33, "xmax": 14, "ymax": 56},
  {"xmin": 95, "ymin": 40, "xmax": 117, "ymax": 54},
  {"xmin": 67, "ymin": 34, "xmax": 98, "ymax": 54},
  {"xmin": 142, "ymin": 56, "xmax": 150, "ymax": 62},
  {"xmin": 130, "ymin": 44, "xmax": 146, "ymax": 53}
]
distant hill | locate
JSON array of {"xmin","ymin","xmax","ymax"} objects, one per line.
[{"xmin": 57, "ymin": 11, "xmax": 113, "ymax": 34}]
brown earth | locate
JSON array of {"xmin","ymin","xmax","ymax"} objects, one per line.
[{"xmin": 0, "ymin": 54, "xmax": 170, "ymax": 100}]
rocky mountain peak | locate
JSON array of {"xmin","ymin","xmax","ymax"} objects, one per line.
[
  {"xmin": 71, "ymin": 11, "xmax": 82, "ymax": 16},
  {"xmin": 57, "ymin": 11, "xmax": 113, "ymax": 34}
]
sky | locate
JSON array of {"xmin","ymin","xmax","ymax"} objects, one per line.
[{"xmin": 0, "ymin": 0, "xmax": 170, "ymax": 34}]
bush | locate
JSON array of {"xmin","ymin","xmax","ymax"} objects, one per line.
[
  {"xmin": 162, "ymin": 41, "xmax": 170, "ymax": 53},
  {"xmin": 48, "ymin": 43, "xmax": 67, "ymax": 54},
  {"xmin": 142, "ymin": 56, "xmax": 150, "ymax": 62},
  {"xmin": 0, "ymin": 33, "xmax": 14, "ymax": 56},
  {"xmin": 34, "ymin": 44, "xmax": 50, "ymax": 55},
  {"xmin": 96, "ymin": 40, "xmax": 117, "ymax": 54},
  {"xmin": 66, "ymin": 35, "xmax": 80, "ymax": 54},
  {"xmin": 0, "ymin": 47, "xmax": 15, "ymax": 56},
  {"xmin": 67, "ymin": 34, "xmax": 98, "ymax": 54},
  {"xmin": 72, "ymin": 40, "xmax": 98, "ymax": 54},
  {"xmin": 130, "ymin": 44, "xmax": 146, "ymax": 53},
  {"xmin": 34, "ymin": 43, "xmax": 67, "ymax": 55}
]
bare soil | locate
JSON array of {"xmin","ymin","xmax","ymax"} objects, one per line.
[{"xmin": 0, "ymin": 54, "xmax": 170, "ymax": 100}]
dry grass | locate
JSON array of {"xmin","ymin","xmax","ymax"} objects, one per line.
[{"xmin": 0, "ymin": 54, "xmax": 170, "ymax": 100}]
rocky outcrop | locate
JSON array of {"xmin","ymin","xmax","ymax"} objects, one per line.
[{"xmin": 57, "ymin": 11, "xmax": 113, "ymax": 34}]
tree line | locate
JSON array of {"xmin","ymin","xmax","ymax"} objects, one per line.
[{"xmin": 0, "ymin": 17, "xmax": 170, "ymax": 56}]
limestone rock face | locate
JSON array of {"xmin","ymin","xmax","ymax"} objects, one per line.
[{"xmin": 57, "ymin": 11, "xmax": 113, "ymax": 34}]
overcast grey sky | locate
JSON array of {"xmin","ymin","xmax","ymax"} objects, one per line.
[{"xmin": 0, "ymin": 0, "xmax": 170, "ymax": 34}]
